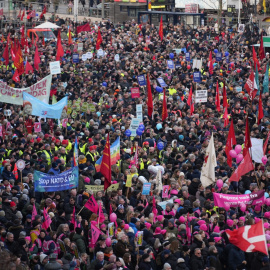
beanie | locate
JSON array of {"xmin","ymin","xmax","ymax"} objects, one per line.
[{"xmin": 10, "ymin": 201, "xmax": 16, "ymax": 207}]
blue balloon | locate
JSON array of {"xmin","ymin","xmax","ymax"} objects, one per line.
[
  {"xmin": 169, "ymin": 53, "xmax": 174, "ymax": 59},
  {"xmin": 179, "ymin": 135, "xmax": 184, "ymax": 141},
  {"xmin": 245, "ymin": 190, "xmax": 251, "ymax": 194},
  {"xmin": 138, "ymin": 124, "xmax": 145, "ymax": 131},
  {"xmin": 225, "ymin": 51, "xmax": 229, "ymax": 57},
  {"xmin": 214, "ymin": 49, "xmax": 218, "ymax": 53},
  {"xmin": 156, "ymin": 123, "xmax": 162, "ymax": 130},
  {"xmin": 125, "ymin": 129, "xmax": 132, "ymax": 137},
  {"xmin": 157, "ymin": 142, "xmax": 164, "ymax": 150},
  {"xmin": 155, "ymin": 86, "xmax": 163, "ymax": 93},
  {"xmin": 136, "ymin": 128, "xmax": 143, "ymax": 136},
  {"xmin": 96, "ymin": 112, "xmax": 101, "ymax": 117},
  {"xmin": 102, "ymin": 82, "xmax": 107, "ymax": 87},
  {"xmin": 265, "ymin": 192, "xmax": 270, "ymax": 198}
]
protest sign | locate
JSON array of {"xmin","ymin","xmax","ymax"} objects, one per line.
[
  {"xmin": 23, "ymin": 92, "xmax": 68, "ymax": 119},
  {"xmin": 162, "ymin": 185, "xmax": 170, "ymax": 198},
  {"xmin": 136, "ymin": 104, "xmax": 143, "ymax": 122},
  {"xmin": 195, "ymin": 90, "xmax": 207, "ymax": 103},
  {"xmin": 82, "ymin": 54, "xmax": 87, "ymax": 61},
  {"xmin": 157, "ymin": 77, "xmax": 167, "ymax": 87},
  {"xmin": 130, "ymin": 118, "xmax": 140, "ymax": 136},
  {"xmin": 0, "ymin": 74, "xmax": 52, "ymax": 105},
  {"xmin": 236, "ymin": 86, "xmax": 242, "ymax": 92},
  {"xmin": 215, "ymin": 52, "xmax": 222, "ymax": 62},
  {"xmin": 49, "ymin": 61, "xmax": 61, "ymax": 75},
  {"xmin": 167, "ymin": 60, "xmax": 174, "ymax": 69},
  {"xmin": 131, "ymin": 87, "xmax": 140, "ymax": 98},
  {"xmin": 137, "ymin": 75, "xmax": 146, "ymax": 86},
  {"xmin": 136, "ymin": 231, "xmax": 143, "ymax": 246},
  {"xmin": 78, "ymin": 43, "xmax": 83, "ymax": 51},
  {"xmin": 158, "ymin": 199, "xmax": 174, "ymax": 210},
  {"xmin": 108, "ymin": 222, "xmax": 114, "ymax": 237},
  {"xmin": 213, "ymin": 191, "xmax": 264, "ymax": 208},
  {"xmin": 126, "ymin": 175, "xmax": 132, "ymax": 187},
  {"xmin": 34, "ymin": 167, "xmax": 79, "ymax": 192},
  {"xmin": 142, "ymin": 183, "xmax": 151, "ymax": 195},
  {"xmin": 251, "ymin": 138, "xmax": 263, "ymax": 163},
  {"xmin": 73, "ymin": 53, "xmax": 79, "ymax": 63},
  {"xmin": 114, "ymin": 54, "xmax": 120, "ymax": 62},
  {"xmin": 186, "ymin": 52, "xmax": 190, "ymax": 61},
  {"xmin": 86, "ymin": 52, "xmax": 93, "ymax": 59},
  {"xmin": 85, "ymin": 183, "xmax": 119, "ymax": 194},
  {"xmin": 34, "ymin": 122, "xmax": 41, "ymax": 132},
  {"xmin": 193, "ymin": 72, "xmax": 201, "ymax": 83}
]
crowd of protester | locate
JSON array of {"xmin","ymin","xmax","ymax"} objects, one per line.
[{"xmin": 0, "ymin": 12, "xmax": 269, "ymax": 270}]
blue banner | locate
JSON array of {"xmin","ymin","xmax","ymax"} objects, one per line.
[
  {"xmin": 137, "ymin": 75, "xmax": 146, "ymax": 87},
  {"xmin": 186, "ymin": 52, "xmax": 190, "ymax": 61},
  {"xmin": 167, "ymin": 60, "xmax": 174, "ymax": 69},
  {"xmin": 73, "ymin": 53, "xmax": 79, "ymax": 63},
  {"xmin": 226, "ymin": 55, "xmax": 230, "ymax": 64},
  {"xmin": 193, "ymin": 72, "xmax": 201, "ymax": 83},
  {"xmin": 34, "ymin": 167, "xmax": 79, "ymax": 192},
  {"xmin": 216, "ymin": 52, "xmax": 222, "ymax": 62},
  {"xmin": 157, "ymin": 78, "xmax": 167, "ymax": 87},
  {"xmin": 23, "ymin": 92, "xmax": 68, "ymax": 119},
  {"xmin": 142, "ymin": 183, "xmax": 151, "ymax": 195}
]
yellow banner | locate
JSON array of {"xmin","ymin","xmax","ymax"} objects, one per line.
[{"xmin": 85, "ymin": 183, "xmax": 119, "ymax": 193}]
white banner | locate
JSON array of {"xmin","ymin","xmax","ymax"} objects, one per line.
[
  {"xmin": 49, "ymin": 61, "xmax": 61, "ymax": 75},
  {"xmin": 195, "ymin": 90, "xmax": 207, "ymax": 103},
  {"xmin": 251, "ymin": 138, "xmax": 263, "ymax": 163},
  {"xmin": 0, "ymin": 74, "xmax": 52, "ymax": 105}
]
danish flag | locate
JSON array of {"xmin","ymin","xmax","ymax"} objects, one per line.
[{"xmin": 226, "ymin": 220, "xmax": 268, "ymax": 255}]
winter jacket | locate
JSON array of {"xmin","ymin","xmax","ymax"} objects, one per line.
[
  {"xmin": 190, "ymin": 254, "xmax": 205, "ymax": 270},
  {"xmin": 72, "ymin": 233, "xmax": 86, "ymax": 253}
]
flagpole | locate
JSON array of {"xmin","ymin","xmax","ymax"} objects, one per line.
[{"xmin": 77, "ymin": 205, "xmax": 85, "ymax": 215}]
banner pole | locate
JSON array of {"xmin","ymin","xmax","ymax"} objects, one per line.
[{"xmin": 77, "ymin": 205, "xmax": 85, "ymax": 215}]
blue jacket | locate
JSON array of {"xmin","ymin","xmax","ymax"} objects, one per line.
[{"xmin": 129, "ymin": 222, "xmax": 138, "ymax": 234}]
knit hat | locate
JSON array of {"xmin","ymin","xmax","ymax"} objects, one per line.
[
  {"xmin": 40, "ymin": 254, "xmax": 48, "ymax": 263},
  {"xmin": 154, "ymin": 227, "xmax": 161, "ymax": 235},
  {"xmin": 179, "ymin": 216, "xmax": 185, "ymax": 223},
  {"xmin": 227, "ymin": 219, "xmax": 234, "ymax": 227},
  {"xmin": 254, "ymin": 205, "xmax": 261, "ymax": 212},
  {"xmin": 200, "ymin": 224, "xmax": 207, "ymax": 231},
  {"xmin": 10, "ymin": 201, "xmax": 16, "ymax": 207},
  {"xmin": 213, "ymin": 226, "xmax": 220, "ymax": 233},
  {"xmin": 124, "ymin": 224, "xmax": 129, "ymax": 230},
  {"xmin": 157, "ymin": 215, "xmax": 163, "ymax": 222},
  {"xmin": 131, "ymin": 217, "xmax": 138, "ymax": 223},
  {"xmin": 214, "ymin": 237, "xmax": 222, "ymax": 243},
  {"xmin": 168, "ymin": 218, "xmax": 174, "ymax": 225},
  {"xmin": 145, "ymin": 222, "xmax": 151, "ymax": 229},
  {"xmin": 197, "ymin": 220, "xmax": 206, "ymax": 226}
]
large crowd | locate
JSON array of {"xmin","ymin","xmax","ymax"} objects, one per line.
[{"xmin": 0, "ymin": 11, "xmax": 269, "ymax": 270}]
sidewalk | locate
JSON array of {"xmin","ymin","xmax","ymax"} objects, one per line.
[{"xmin": 44, "ymin": 12, "xmax": 102, "ymax": 22}]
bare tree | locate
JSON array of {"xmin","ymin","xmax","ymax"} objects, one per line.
[{"xmin": 201, "ymin": 0, "xmax": 226, "ymax": 26}]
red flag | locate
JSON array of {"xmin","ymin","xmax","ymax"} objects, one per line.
[
  {"xmin": 147, "ymin": 74, "xmax": 153, "ymax": 118},
  {"xmin": 0, "ymin": 8, "xmax": 3, "ymax": 16},
  {"xmin": 223, "ymin": 84, "xmax": 228, "ymax": 108},
  {"xmin": 14, "ymin": 46, "xmax": 24, "ymax": 75},
  {"xmin": 263, "ymin": 131, "xmax": 270, "ymax": 155},
  {"xmin": 226, "ymin": 221, "xmax": 267, "ymax": 255},
  {"xmin": 34, "ymin": 46, "xmax": 40, "ymax": 70},
  {"xmin": 187, "ymin": 85, "xmax": 194, "ymax": 115},
  {"xmin": 39, "ymin": 5, "xmax": 46, "ymax": 19},
  {"xmin": 225, "ymin": 119, "xmax": 236, "ymax": 167},
  {"xmin": 90, "ymin": 221, "xmax": 101, "ymax": 247},
  {"xmin": 76, "ymin": 23, "xmax": 91, "ymax": 34},
  {"xmin": 2, "ymin": 41, "xmax": 9, "ymax": 66},
  {"xmin": 258, "ymin": 91, "xmax": 264, "ymax": 125},
  {"xmin": 152, "ymin": 196, "xmax": 157, "ymax": 222},
  {"xmin": 42, "ymin": 36, "xmax": 45, "ymax": 46},
  {"xmin": 215, "ymin": 82, "xmax": 220, "ymax": 111},
  {"xmin": 229, "ymin": 151, "xmax": 254, "ymax": 182},
  {"xmin": 253, "ymin": 46, "xmax": 260, "ymax": 69},
  {"xmin": 12, "ymin": 163, "xmax": 18, "ymax": 180},
  {"xmin": 244, "ymin": 72, "xmax": 257, "ymax": 100},
  {"xmin": 208, "ymin": 51, "xmax": 213, "ymax": 75},
  {"xmin": 159, "ymin": 16, "xmax": 163, "ymax": 41},
  {"xmin": 96, "ymin": 28, "xmax": 102, "ymax": 50},
  {"xmin": 31, "ymin": 204, "xmax": 37, "ymax": 224},
  {"xmin": 18, "ymin": 9, "xmax": 21, "ymax": 19},
  {"xmin": 162, "ymin": 89, "xmax": 168, "ymax": 121},
  {"xmin": 84, "ymin": 195, "xmax": 98, "ymax": 213},
  {"xmin": 259, "ymin": 33, "xmax": 265, "ymax": 60},
  {"xmin": 42, "ymin": 208, "xmax": 52, "ymax": 230},
  {"xmin": 223, "ymin": 106, "xmax": 229, "ymax": 127},
  {"xmin": 20, "ymin": 9, "xmax": 25, "ymax": 21},
  {"xmin": 100, "ymin": 135, "xmax": 111, "ymax": 191},
  {"xmin": 10, "ymin": 41, "xmax": 16, "ymax": 61},
  {"xmin": 12, "ymin": 69, "xmax": 20, "ymax": 82},
  {"xmin": 56, "ymin": 30, "xmax": 64, "ymax": 61},
  {"xmin": 68, "ymin": 28, "xmax": 73, "ymax": 46},
  {"xmin": 243, "ymin": 117, "xmax": 252, "ymax": 157}
]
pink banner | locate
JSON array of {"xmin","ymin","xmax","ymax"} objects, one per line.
[
  {"xmin": 62, "ymin": 118, "xmax": 68, "ymax": 128},
  {"xmin": 162, "ymin": 185, "xmax": 169, "ymax": 198},
  {"xmin": 34, "ymin": 122, "xmax": 41, "ymax": 132},
  {"xmin": 213, "ymin": 191, "xmax": 264, "ymax": 208},
  {"xmin": 84, "ymin": 195, "xmax": 98, "ymax": 213},
  {"xmin": 42, "ymin": 207, "xmax": 52, "ymax": 230},
  {"xmin": 90, "ymin": 222, "xmax": 101, "ymax": 248},
  {"xmin": 131, "ymin": 87, "xmax": 140, "ymax": 98}
]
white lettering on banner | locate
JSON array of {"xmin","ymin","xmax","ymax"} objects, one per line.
[{"xmin": 0, "ymin": 74, "xmax": 52, "ymax": 105}]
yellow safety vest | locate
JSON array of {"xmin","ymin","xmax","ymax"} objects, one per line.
[{"xmin": 43, "ymin": 150, "xmax": 51, "ymax": 165}]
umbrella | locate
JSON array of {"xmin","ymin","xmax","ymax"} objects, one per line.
[{"xmin": 34, "ymin": 21, "xmax": 61, "ymax": 29}]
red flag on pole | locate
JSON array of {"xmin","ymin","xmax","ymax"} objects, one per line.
[
  {"xmin": 263, "ymin": 131, "xmax": 270, "ymax": 155},
  {"xmin": 215, "ymin": 82, "xmax": 220, "ymax": 111},
  {"xmin": 208, "ymin": 51, "xmax": 213, "ymax": 75},
  {"xmin": 14, "ymin": 46, "xmax": 24, "ymax": 75},
  {"xmin": 76, "ymin": 23, "xmax": 91, "ymax": 34},
  {"xmin": 253, "ymin": 46, "xmax": 260, "ymax": 69},
  {"xmin": 223, "ymin": 107, "xmax": 229, "ymax": 127},
  {"xmin": 187, "ymin": 85, "xmax": 194, "ymax": 115},
  {"xmin": 229, "ymin": 151, "xmax": 254, "ymax": 182},
  {"xmin": 90, "ymin": 221, "xmax": 101, "ymax": 247},
  {"xmin": 226, "ymin": 221, "xmax": 267, "ymax": 255},
  {"xmin": 20, "ymin": 9, "xmax": 25, "ymax": 21},
  {"xmin": 2, "ymin": 41, "xmax": 9, "ymax": 66},
  {"xmin": 244, "ymin": 72, "xmax": 257, "ymax": 100},
  {"xmin": 18, "ymin": 9, "xmax": 21, "ymax": 19},
  {"xmin": 243, "ymin": 117, "xmax": 252, "ymax": 157},
  {"xmin": 34, "ymin": 46, "xmax": 40, "ymax": 70},
  {"xmin": 258, "ymin": 92, "xmax": 264, "ymax": 125},
  {"xmin": 147, "ymin": 74, "xmax": 153, "ymax": 118},
  {"xmin": 259, "ymin": 33, "xmax": 266, "ymax": 60},
  {"xmin": 68, "ymin": 28, "xmax": 73, "ymax": 46},
  {"xmin": 56, "ymin": 30, "xmax": 64, "ymax": 61},
  {"xmin": 159, "ymin": 16, "xmax": 163, "ymax": 41},
  {"xmin": 12, "ymin": 163, "xmax": 18, "ymax": 180},
  {"xmin": 71, "ymin": 206, "xmax": 77, "ymax": 229},
  {"xmin": 96, "ymin": 28, "xmax": 103, "ymax": 50},
  {"xmin": 100, "ymin": 135, "xmax": 111, "ymax": 191},
  {"xmin": 39, "ymin": 5, "xmax": 46, "ymax": 20},
  {"xmin": 12, "ymin": 69, "xmax": 20, "ymax": 83},
  {"xmin": 84, "ymin": 195, "xmax": 98, "ymax": 213},
  {"xmin": 225, "ymin": 119, "xmax": 236, "ymax": 167},
  {"xmin": 162, "ymin": 89, "xmax": 168, "ymax": 121},
  {"xmin": 223, "ymin": 84, "xmax": 228, "ymax": 108}
]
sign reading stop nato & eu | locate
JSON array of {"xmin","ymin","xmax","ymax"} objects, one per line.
[
  {"xmin": 137, "ymin": 75, "xmax": 146, "ymax": 87},
  {"xmin": 193, "ymin": 72, "xmax": 201, "ymax": 83}
]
